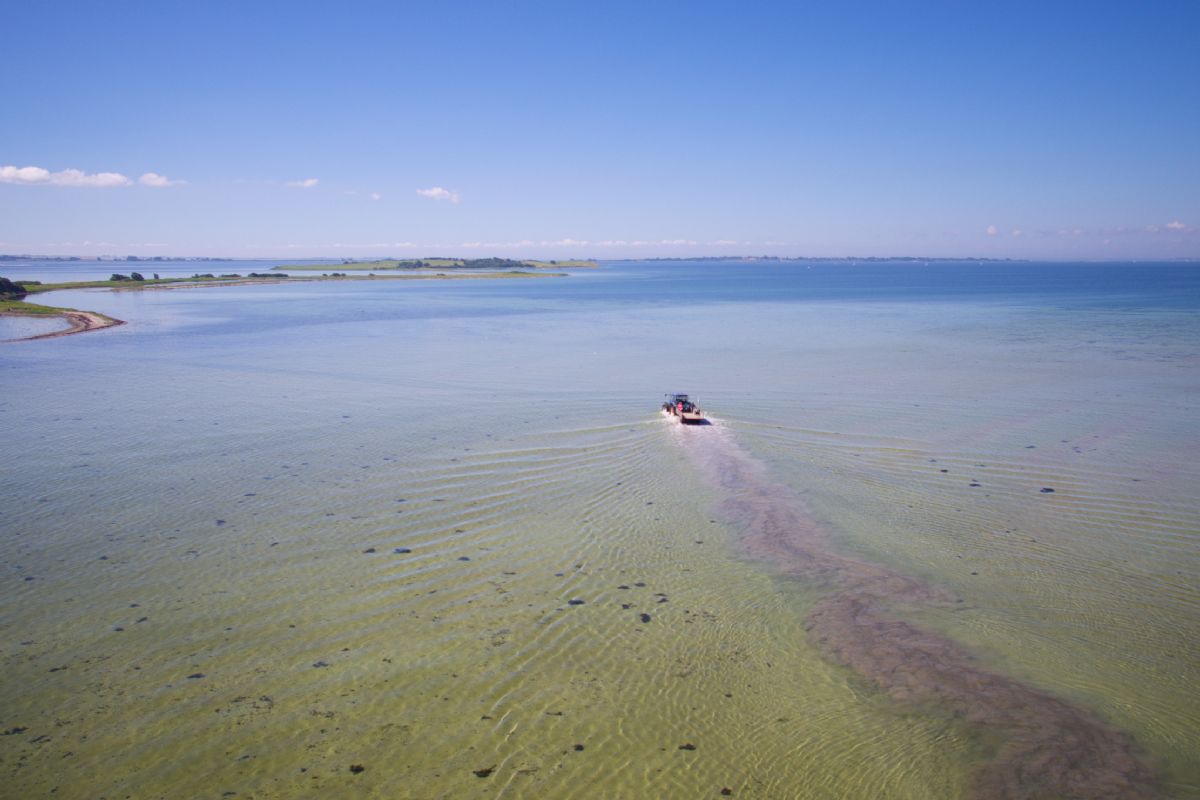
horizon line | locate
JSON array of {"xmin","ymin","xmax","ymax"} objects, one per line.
[{"xmin": 3, "ymin": 253, "xmax": 1199, "ymax": 264}]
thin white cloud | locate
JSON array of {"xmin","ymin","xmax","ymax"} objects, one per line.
[
  {"xmin": 416, "ymin": 186, "xmax": 460, "ymax": 203},
  {"xmin": 711, "ymin": 239, "xmax": 739, "ymax": 245},
  {"xmin": 287, "ymin": 178, "xmax": 319, "ymax": 188},
  {"xmin": 986, "ymin": 224, "xmax": 998, "ymax": 236},
  {"xmin": 370, "ymin": 192, "xmax": 382, "ymax": 201},
  {"xmin": 1, "ymin": 164, "xmax": 132, "ymax": 187},
  {"xmin": 138, "ymin": 172, "xmax": 180, "ymax": 187},
  {"xmin": 1165, "ymin": 220, "xmax": 1189, "ymax": 231}
]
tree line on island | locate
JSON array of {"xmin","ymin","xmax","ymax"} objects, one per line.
[{"xmin": 344, "ymin": 257, "xmax": 540, "ymax": 270}]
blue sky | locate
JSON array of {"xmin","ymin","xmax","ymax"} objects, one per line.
[{"xmin": 2, "ymin": 1, "xmax": 1197, "ymax": 259}]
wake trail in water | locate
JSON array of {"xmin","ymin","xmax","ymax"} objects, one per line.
[{"xmin": 676, "ymin": 421, "xmax": 1163, "ymax": 800}]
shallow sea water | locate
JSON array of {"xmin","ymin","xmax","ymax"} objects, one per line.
[{"xmin": 1, "ymin": 260, "xmax": 1197, "ymax": 798}]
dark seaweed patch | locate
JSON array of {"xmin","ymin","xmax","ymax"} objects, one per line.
[{"xmin": 686, "ymin": 431, "xmax": 1164, "ymax": 800}]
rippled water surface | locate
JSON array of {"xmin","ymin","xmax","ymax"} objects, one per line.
[{"xmin": 2, "ymin": 260, "xmax": 1198, "ymax": 798}]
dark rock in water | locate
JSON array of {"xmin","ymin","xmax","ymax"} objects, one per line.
[
  {"xmin": 721, "ymin": 788, "xmax": 733, "ymax": 796},
  {"xmin": 473, "ymin": 765, "xmax": 495, "ymax": 778},
  {"xmin": 573, "ymin": 744, "xmax": 585, "ymax": 751},
  {"xmin": 349, "ymin": 764, "xmax": 365, "ymax": 774},
  {"xmin": 679, "ymin": 743, "xmax": 696, "ymax": 751},
  {"xmin": 640, "ymin": 613, "xmax": 651, "ymax": 623},
  {"xmin": 187, "ymin": 673, "xmax": 205, "ymax": 679},
  {"xmin": 621, "ymin": 603, "xmax": 632, "ymax": 610},
  {"xmin": 1, "ymin": 727, "xmax": 28, "ymax": 736},
  {"xmin": 1040, "ymin": 487, "xmax": 1056, "ymax": 493},
  {"xmin": 458, "ymin": 556, "xmax": 471, "ymax": 561},
  {"xmin": 634, "ymin": 582, "xmax": 646, "ymax": 587},
  {"xmin": 567, "ymin": 599, "xmax": 585, "ymax": 606},
  {"xmin": 969, "ymin": 482, "xmax": 982, "ymax": 487},
  {"xmin": 362, "ymin": 547, "xmax": 376, "ymax": 554},
  {"xmin": 312, "ymin": 661, "xmax": 329, "ymax": 668},
  {"xmin": 394, "ymin": 548, "xmax": 412, "ymax": 554},
  {"xmin": 617, "ymin": 585, "xmax": 631, "ymax": 590}
]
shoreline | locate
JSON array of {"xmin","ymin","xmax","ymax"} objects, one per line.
[
  {"xmin": 0, "ymin": 309, "xmax": 126, "ymax": 342},
  {"xmin": 0, "ymin": 270, "xmax": 562, "ymax": 342}
]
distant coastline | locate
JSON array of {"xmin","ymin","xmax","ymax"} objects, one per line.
[
  {"xmin": 641, "ymin": 255, "xmax": 1030, "ymax": 263},
  {"xmin": 0, "ymin": 269, "xmax": 565, "ymax": 342},
  {"xmin": 273, "ymin": 257, "xmax": 598, "ymax": 271}
]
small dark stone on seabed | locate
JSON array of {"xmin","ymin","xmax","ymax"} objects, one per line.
[
  {"xmin": 458, "ymin": 556, "xmax": 471, "ymax": 561},
  {"xmin": 721, "ymin": 788, "xmax": 733, "ymax": 796},
  {"xmin": 349, "ymin": 764, "xmax": 365, "ymax": 774},
  {"xmin": 679, "ymin": 743, "xmax": 696, "ymax": 750},
  {"xmin": 394, "ymin": 548, "xmax": 412, "ymax": 554},
  {"xmin": 640, "ymin": 613, "xmax": 652, "ymax": 623},
  {"xmin": 574, "ymin": 744, "xmax": 585, "ymax": 751},
  {"xmin": 362, "ymin": 547, "xmax": 376, "ymax": 553},
  {"xmin": 187, "ymin": 673, "xmax": 205, "ymax": 679},
  {"xmin": 1040, "ymin": 487, "xmax": 1056, "ymax": 493},
  {"xmin": 568, "ymin": 599, "xmax": 585, "ymax": 606},
  {"xmin": 473, "ymin": 765, "xmax": 495, "ymax": 778}
]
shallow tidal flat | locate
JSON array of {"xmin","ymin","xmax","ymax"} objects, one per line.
[{"xmin": 0, "ymin": 413, "xmax": 963, "ymax": 799}]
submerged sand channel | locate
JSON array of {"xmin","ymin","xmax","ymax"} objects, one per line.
[{"xmin": 679, "ymin": 421, "xmax": 1164, "ymax": 800}]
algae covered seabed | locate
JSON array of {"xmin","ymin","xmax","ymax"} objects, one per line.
[{"xmin": 1, "ymin": 264, "xmax": 1197, "ymax": 798}]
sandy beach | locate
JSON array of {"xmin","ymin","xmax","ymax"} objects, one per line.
[{"xmin": 0, "ymin": 309, "xmax": 125, "ymax": 341}]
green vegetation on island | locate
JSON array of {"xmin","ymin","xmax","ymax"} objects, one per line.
[{"xmin": 272, "ymin": 257, "xmax": 598, "ymax": 271}]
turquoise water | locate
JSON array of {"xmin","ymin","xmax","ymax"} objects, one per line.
[{"xmin": 2, "ymin": 260, "xmax": 1198, "ymax": 798}]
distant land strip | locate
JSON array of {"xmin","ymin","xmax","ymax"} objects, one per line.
[
  {"xmin": 0, "ymin": 268, "xmax": 564, "ymax": 342},
  {"xmin": 271, "ymin": 257, "xmax": 598, "ymax": 271}
]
